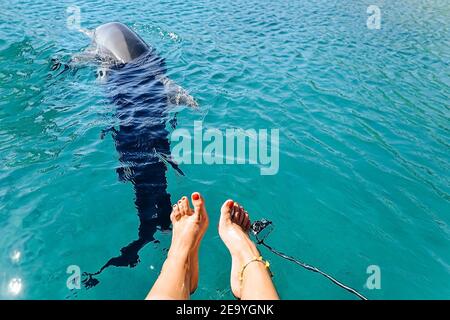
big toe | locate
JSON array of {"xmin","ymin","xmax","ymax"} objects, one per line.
[
  {"xmin": 220, "ymin": 199, "xmax": 234, "ymax": 226},
  {"xmin": 191, "ymin": 192, "xmax": 206, "ymax": 221}
]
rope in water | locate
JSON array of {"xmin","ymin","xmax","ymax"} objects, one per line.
[
  {"xmin": 251, "ymin": 219, "xmax": 368, "ymax": 300},
  {"xmin": 258, "ymin": 240, "xmax": 368, "ymax": 300}
]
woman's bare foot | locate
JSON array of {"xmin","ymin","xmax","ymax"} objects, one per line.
[
  {"xmin": 170, "ymin": 192, "xmax": 208, "ymax": 294},
  {"xmin": 188, "ymin": 192, "xmax": 208, "ymax": 293},
  {"xmin": 218, "ymin": 200, "xmax": 260, "ymax": 298},
  {"xmin": 146, "ymin": 193, "xmax": 208, "ymax": 300}
]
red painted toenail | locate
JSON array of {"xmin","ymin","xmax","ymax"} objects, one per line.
[
  {"xmin": 192, "ymin": 193, "xmax": 199, "ymax": 200},
  {"xmin": 227, "ymin": 200, "xmax": 234, "ymax": 208}
]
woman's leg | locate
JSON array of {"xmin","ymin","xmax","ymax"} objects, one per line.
[
  {"xmin": 218, "ymin": 200, "xmax": 279, "ymax": 300},
  {"xmin": 146, "ymin": 192, "xmax": 209, "ymax": 300}
]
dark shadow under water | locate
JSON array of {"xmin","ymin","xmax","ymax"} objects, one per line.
[{"xmin": 82, "ymin": 51, "xmax": 179, "ymax": 288}]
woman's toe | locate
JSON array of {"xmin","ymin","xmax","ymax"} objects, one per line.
[
  {"xmin": 243, "ymin": 212, "xmax": 250, "ymax": 228},
  {"xmin": 181, "ymin": 196, "xmax": 192, "ymax": 215},
  {"xmin": 220, "ymin": 199, "xmax": 234, "ymax": 225},
  {"xmin": 191, "ymin": 192, "xmax": 203, "ymax": 211},
  {"xmin": 176, "ymin": 197, "xmax": 186, "ymax": 216},
  {"xmin": 171, "ymin": 204, "xmax": 180, "ymax": 222},
  {"xmin": 233, "ymin": 203, "xmax": 241, "ymax": 224},
  {"xmin": 237, "ymin": 206, "xmax": 245, "ymax": 226},
  {"xmin": 244, "ymin": 215, "xmax": 251, "ymax": 231}
]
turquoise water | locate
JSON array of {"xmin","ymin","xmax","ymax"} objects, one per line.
[{"xmin": 1, "ymin": 0, "xmax": 449, "ymax": 299}]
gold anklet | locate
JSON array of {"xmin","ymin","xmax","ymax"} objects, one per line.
[{"xmin": 239, "ymin": 256, "xmax": 273, "ymax": 287}]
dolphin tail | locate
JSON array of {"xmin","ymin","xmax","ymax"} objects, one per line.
[
  {"xmin": 81, "ymin": 238, "xmax": 150, "ymax": 288},
  {"xmin": 82, "ymin": 220, "xmax": 159, "ymax": 288},
  {"xmin": 82, "ymin": 185, "xmax": 173, "ymax": 288}
]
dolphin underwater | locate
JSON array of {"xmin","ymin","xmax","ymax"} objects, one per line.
[{"xmin": 74, "ymin": 22, "xmax": 197, "ymax": 287}]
